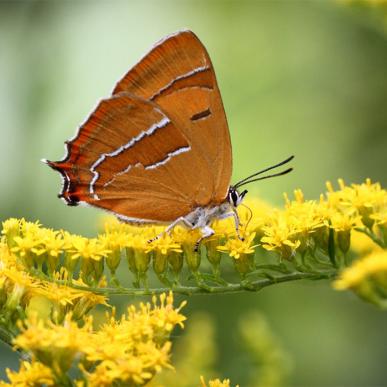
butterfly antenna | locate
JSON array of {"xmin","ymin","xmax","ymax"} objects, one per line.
[
  {"xmin": 234, "ymin": 156, "xmax": 294, "ymax": 189},
  {"xmin": 236, "ymin": 168, "xmax": 293, "ymax": 188}
]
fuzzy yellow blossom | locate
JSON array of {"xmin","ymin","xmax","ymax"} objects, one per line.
[
  {"xmin": 69, "ymin": 237, "xmax": 110, "ymax": 261},
  {"xmin": 351, "ymin": 230, "xmax": 382, "ymax": 255},
  {"xmin": 68, "ymin": 236, "xmax": 110, "ymax": 282},
  {"xmin": 330, "ymin": 212, "xmax": 361, "ymax": 254},
  {"xmin": 148, "ymin": 234, "xmax": 182, "ymax": 275},
  {"xmin": 148, "ymin": 234, "xmax": 182, "ymax": 256},
  {"xmin": 1, "ymin": 218, "xmax": 21, "ymax": 248},
  {"xmin": 261, "ymin": 213, "xmax": 301, "ymax": 259},
  {"xmin": 218, "ymin": 232, "xmax": 257, "ymax": 275},
  {"xmin": 0, "ymin": 242, "xmax": 17, "ymax": 270},
  {"xmin": 2, "ymin": 361, "xmax": 55, "ymax": 386},
  {"xmin": 125, "ymin": 233, "xmax": 152, "ymax": 282},
  {"xmin": 31, "ymin": 275, "xmax": 108, "ymax": 322},
  {"xmin": 172, "ymin": 227, "xmax": 202, "ymax": 272},
  {"xmin": 10, "ymin": 292, "xmax": 185, "ymax": 386},
  {"xmin": 200, "ymin": 376, "xmax": 235, "ymax": 387},
  {"xmin": 14, "ymin": 312, "xmax": 93, "ymax": 374},
  {"xmin": 19, "ymin": 219, "xmax": 42, "ymax": 236},
  {"xmin": 98, "ymin": 231, "xmax": 128, "ymax": 274},
  {"xmin": 11, "ymin": 235, "xmax": 41, "ymax": 259},
  {"xmin": 334, "ymin": 250, "xmax": 387, "ymax": 290},
  {"xmin": 42, "ymin": 229, "xmax": 64, "ymax": 257},
  {"xmin": 326, "ymin": 179, "xmax": 387, "ymax": 228},
  {"xmin": 217, "ymin": 232, "xmax": 257, "ymax": 260},
  {"xmin": 371, "ymin": 207, "xmax": 387, "ymax": 227},
  {"xmin": 0, "ymin": 253, "xmax": 108, "ymax": 324},
  {"xmin": 1, "ymin": 266, "xmax": 39, "ymax": 312}
]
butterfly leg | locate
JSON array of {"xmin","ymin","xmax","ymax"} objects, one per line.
[
  {"xmin": 194, "ymin": 226, "xmax": 215, "ymax": 252},
  {"xmin": 148, "ymin": 217, "xmax": 193, "ymax": 243},
  {"xmin": 217, "ymin": 211, "xmax": 244, "ymax": 241}
]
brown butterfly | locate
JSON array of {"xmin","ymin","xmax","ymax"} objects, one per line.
[{"xmin": 43, "ymin": 30, "xmax": 293, "ymax": 249}]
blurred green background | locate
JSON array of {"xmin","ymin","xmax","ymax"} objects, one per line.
[{"xmin": 1, "ymin": 0, "xmax": 387, "ymax": 385}]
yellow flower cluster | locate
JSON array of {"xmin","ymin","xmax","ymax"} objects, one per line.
[
  {"xmin": 1, "ymin": 179, "xmax": 386, "ymax": 287},
  {"xmin": 0, "ymin": 240, "xmax": 107, "ymax": 327},
  {"xmin": 3, "ymin": 293, "xmax": 186, "ymax": 386},
  {"xmin": 0, "ymin": 178, "xmax": 386, "ymax": 386},
  {"xmin": 334, "ymin": 250, "xmax": 387, "ymax": 307},
  {"xmin": 0, "ymin": 361, "xmax": 54, "ymax": 386},
  {"xmin": 200, "ymin": 376, "xmax": 235, "ymax": 387},
  {"xmin": 261, "ymin": 179, "xmax": 386, "ymax": 261}
]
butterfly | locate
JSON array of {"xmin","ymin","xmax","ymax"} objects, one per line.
[{"xmin": 43, "ymin": 30, "xmax": 293, "ymax": 250}]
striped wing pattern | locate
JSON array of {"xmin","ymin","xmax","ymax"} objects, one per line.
[{"xmin": 46, "ymin": 30, "xmax": 232, "ymax": 222}]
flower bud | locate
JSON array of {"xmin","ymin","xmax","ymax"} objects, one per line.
[
  {"xmin": 337, "ymin": 230, "xmax": 351, "ymax": 255},
  {"xmin": 233, "ymin": 254, "xmax": 254, "ymax": 276},
  {"xmin": 359, "ymin": 206, "xmax": 375, "ymax": 229},
  {"xmin": 167, "ymin": 251, "xmax": 184, "ymax": 276},
  {"xmin": 183, "ymin": 244, "xmax": 201, "ymax": 273},
  {"xmin": 153, "ymin": 251, "xmax": 167, "ymax": 274}
]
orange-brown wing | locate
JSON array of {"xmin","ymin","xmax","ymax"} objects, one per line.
[
  {"xmin": 113, "ymin": 30, "xmax": 232, "ymax": 204},
  {"xmin": 45, "ymin": 93, "xmax": 213, "ymax": 222}
]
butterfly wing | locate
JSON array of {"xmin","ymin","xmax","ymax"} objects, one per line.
[
  {"xmin": 46, "ymin": 30, "xmax": 232, "ymax": 222},
  {"xmin": 46, "ymin": 93, "xmax": 213, "ymax": 222},
  {"xmin": 113, "ymin": 30, "xmax": 232, "ymax": 203}
]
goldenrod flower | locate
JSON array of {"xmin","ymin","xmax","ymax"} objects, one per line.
[
  {"xmin": 1, "ymin": 218, "xmax": 22, "ymax": 248},
  {"xmin": 200, "ymin": 376, "xmax": 235, "ymax": 387},
  {"xmin": 217, "ymin": 232, "xmax": 257, "ymax": 260},
  {"xmin": 147, "ymin": 234, "xmax": 182, "ymax": 275},
  {"xmin": 32, "ymin": 276, "xmax": 108, "ymax": 323},
  {"xmin": 334, "ymin": 250, "xmax": 387, "ymax": 307},
  {"xmin": 327, "ymin": 179, "xmax": 387, "ymax": 229},
  {"xmin": 69, "ymin": 237, "xmax": 110, "ymax": 262},
  {"xmin": 334, "ymin": 250, "xmax": 387, "ymax": 290},
  {"xmin": 10, "ymin": 292, "xmax": 185, "ymax": 385},
  {"xmin": 2, "ymin": 267, "xmax": 39, "ymax": 312},
  {"xmin": 147, "ymin": 234, "xmax": 182, "ymax": 256},
  {"xmin": 3, "ymin": 361, "xmax": 54, "ymax": 386},
  {"xmin": 172, "ymin": 227, "xmax": 202, "ymax": 272},
  {"xmin": 217, "ymin": 233, "xmax": 257, "ymax": 276},
  {"xmin": 351, "ymin": 230, "xmax": 382, "ymax": 255},
  {"xmin": 14, "ymin": 312, "xmax": 93, "ymax": 374},
  {"xmin": 11, "ymin": 235, "xmax": 40, "ymax": 259},
  {"xmin": 261, "ymin": 213, "xmax": 301, "ymax": 259}
]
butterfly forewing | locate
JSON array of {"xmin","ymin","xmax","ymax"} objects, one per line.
[{"xmin": 114, "ymin": 30, "xmax": 232, "ymax": 203}]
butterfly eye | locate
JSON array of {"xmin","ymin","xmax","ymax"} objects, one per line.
[{"xmin": 230, "ymin": 190, "xmax": 239, "ymax": 206}]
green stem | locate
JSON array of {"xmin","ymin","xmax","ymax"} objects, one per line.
[
  {"xmin": 355, "ymin": 227, "xmax": 385, "ymax": 248},
  {"xmin": 0, "ymin": 326, "xmax": 16, "ymax": 349},
  {"xmin": 53, "ymin": 271, "xmax": 337, "ymax": 296}
]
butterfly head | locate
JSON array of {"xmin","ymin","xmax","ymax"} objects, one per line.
[
  {"xmin": 229, "ymin": 156, "xmax": 295, "ymax": 208},
  {"xmin": 228, "ymin": 187, "xmax": 248, "ymax": 208}
]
